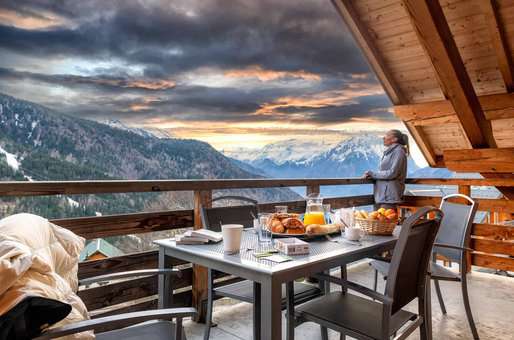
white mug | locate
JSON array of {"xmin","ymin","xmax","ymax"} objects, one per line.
[
  {"xmin": 345, "ymin": 226, "xmax": 364, "ymax": 241},
  {"xmin": 222, "ymin": 224, "xmax": 243, "ymax": 254}
]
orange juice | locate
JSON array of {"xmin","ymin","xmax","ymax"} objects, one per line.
[{"xmin": 303, "ymin": 212, "xmax": 326, "ymax": 225}]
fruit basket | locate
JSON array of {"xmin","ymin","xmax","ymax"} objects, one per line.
[
  {"xmin": 353, "ymin": 208, "xmax": 398, "ymax": 235},
  {"xmin": 354, "ymin": 218, "xmax": 396, "ymax": 235}
]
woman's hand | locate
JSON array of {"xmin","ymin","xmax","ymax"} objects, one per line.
[{"xmin": 362, "ymin": 171, "xmax": 372, "ymax": 179}]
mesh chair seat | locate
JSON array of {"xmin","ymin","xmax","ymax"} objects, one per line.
[
  {"xmin": 96, "ymin": 320, "xmax": 185, "ymax": 340},
  {"xmin": 215, "ymin": 279, "xmax": 321, "ymax": 306},
  {"xmin": 296, "ymin": 292, "xmax": 416, "ymax": 340},
  {"xmin": 429, "ymin": 263, "xmax": 460, "ymax": 281}
]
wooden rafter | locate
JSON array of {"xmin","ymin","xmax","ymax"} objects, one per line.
[
  {"xmin": 443, "ymin": 148, "xmax": 514, "ymax": 173},
  {"xmin": 404, "ymin": 122, "xmax": 438, "ymax": 166},
  {"xmin": 331, "ymin": 0, "xmax": 405, "ymax": 105},
  {"xmin": 402, "ymin": 0, "xmax": 496, "ymax": 148},
  {"xmin": 481, "ymin": 0, "xmax": 514, "ymax": 93},
  {"xmin": 394, "ymin": 92, "xmax": 514, "ymax": 122},
  {"xmin": 331, "ymin": 0, "xmax": 439, "ymax": 166}
]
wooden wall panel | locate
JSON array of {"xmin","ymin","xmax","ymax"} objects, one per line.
[
  {"xmin": 442, "ymin": 0, "xmax": 507, "ymax": 95},
  {"xmin": 422, "ymin": 123, "xmax": 471, "ymax": 155},
  {"xmin": 492, "ymin": 118, "xmax": 514, "ymax": 147},
  {"xmin": 351, "ymin": 0, "xmax": 444, "ymax": 104}
]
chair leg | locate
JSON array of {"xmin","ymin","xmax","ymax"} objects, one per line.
[
  {"xmin": 461, "ymin": 276, "xmax": 479, "ymax": 339},
  {"xmin": 418, "ymin": 276, "xmax": 431, "ymax": 340},
  {"xmin": 175, "ymin": 317, "xmax": 183, "ymax": 340},
  {"xmin": 373, "ymin": 268, "xmax": 378, "ymax": 292},
  {"xmin": 339, "ymin": 333, "xmax": 346, "ymax": 340},
  {"xmin": 203, "ymin": 269, "xmax": 214, "ymax": 340},
  {"xmin": 433, "ymin": 279, "xmax": 447, "ymax": 314},
  {"xmin": 321, "ymin": 326, "xmax": 329, "ymax": 340}
]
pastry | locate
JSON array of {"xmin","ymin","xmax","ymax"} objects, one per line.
[
  {"xmin": 282, "ymin": 217, "xmax": 304, "ymax": 229},
  {"xmin": 269, "ymin": 218, "xmax": 285, "ymax": 233}
]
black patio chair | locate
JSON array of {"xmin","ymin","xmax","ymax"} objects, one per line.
[
  {"xmin": 32, "ymin": 269, "xmax": 196, "ymax": 340},
  {"xmin": 370, "ymin": 194, "xmax": 479, "ymax": 339},
  {"xmin": 201, "ymin": 196, "xmax": 322, "ymax": 340},
  {"xmin": 287, "ymin": 206, "xmax": 443, "ymax": 340}
]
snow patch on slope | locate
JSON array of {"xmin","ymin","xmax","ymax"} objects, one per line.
[{"xmin": 0, "ymin": 145, "xmax": 20, "ymax": 170}]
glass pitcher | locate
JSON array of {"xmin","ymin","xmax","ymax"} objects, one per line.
[{"xmin": 304, "ymin": 193, "xmax": 326, "ymax": 225}]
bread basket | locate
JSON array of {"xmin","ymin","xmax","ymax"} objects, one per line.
[{"xmin": 354, "ymin": 218, "xmax": 397, "ymax": 235}]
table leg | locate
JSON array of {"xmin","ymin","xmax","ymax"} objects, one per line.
[
  {"xmin": 253, "ymin": 282, "xmax": 261, "ymax": 340},
  {"xmin": 286, "ymin": 282, "xmax": 295, "ymax": 340},
  {"xmin": 261, "ymin": 278, "xmax": 283, "ymax": 340},
  {"xmin": 158, "ymin": 247, "xmax": 173, "ymax": 308}
]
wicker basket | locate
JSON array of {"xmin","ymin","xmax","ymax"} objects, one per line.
[{"xmin": 354, "ymin": 218, "xmax": 397, "ymax": 235}]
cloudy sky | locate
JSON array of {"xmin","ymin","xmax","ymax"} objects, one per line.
[{"xmin": 0, "ymin": 0, "xmax": 423, "ymax": 162}]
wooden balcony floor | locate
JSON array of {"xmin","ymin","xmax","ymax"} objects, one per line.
[{"xmin": 183, "ymin": 261, "xmax": 514, "ymax": 340}]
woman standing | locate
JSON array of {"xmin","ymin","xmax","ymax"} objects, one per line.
[{"xmin": 364, "ymin": 130, "xmax": 409, "ymax": 210}]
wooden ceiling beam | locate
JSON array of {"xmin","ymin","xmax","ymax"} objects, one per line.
[
  {"xmin": 444, "ymin": 148, "xmax": 514, "ymax": 173},
  {"xmin": 394, "ymin": 92, "xmax": 514, "ymax": 122},
  {"xmin": 404, "ymin": 122, "xmax": 438, "ymax": 166},
  {"xmin": 402, "ymin": 0, "xmax": 496, "ymax": 148},
  {"xmin": 331, "ymin": 0, "xmax": 406, "ymax": 105},
  {"xmin": 480, "ymin": 0, "xmax": 514, "ymax": 93},
  {"xmin": 332, "ymin": 0, "xmax": 439, "ymax": 167}
]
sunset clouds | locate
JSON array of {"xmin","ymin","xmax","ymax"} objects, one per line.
[{"xmin": 0, "ymin": 0, "xmax": 400, "ymax": 150}]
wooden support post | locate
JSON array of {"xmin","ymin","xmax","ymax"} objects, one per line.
[
  {"xmin": 192, "ymin": 189, "xmax": 212, "ymax": 322},
  {"xmin": 306, "ymin": 184, "xmax": 320, "ymax": 197},
  {"xmin": 458, "ymin": 185, "xmax": 473, "ymax": 273}
]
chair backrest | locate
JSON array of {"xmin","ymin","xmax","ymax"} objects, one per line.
[
  {"xmin": 200, "ymin": 196, "xmax": 258, "ymax": 232},
  {"xmin": 385, "ymin": 206, "xmax": 443, "ymax": 314},
  {"xmin": 434, "ymin": 194, "xmax": 477, "ymax": 262}
]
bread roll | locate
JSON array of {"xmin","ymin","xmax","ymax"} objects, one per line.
[{"xmin": 306, "ymin": 223, "xmax": 341, "ymax": 235}]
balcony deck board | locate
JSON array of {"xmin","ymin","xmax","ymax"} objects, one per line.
[{"xmin": 182, "ymin": 261, "xmax": 514, "ymax": 340}]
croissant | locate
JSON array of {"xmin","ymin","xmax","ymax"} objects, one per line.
[
  {"xmin": 282, "ymin": 217, "xmax": 304, "ymax": 229},
  {"xmin": 269, "ymin": 218, "xmax": 285, "ymax": 233}
]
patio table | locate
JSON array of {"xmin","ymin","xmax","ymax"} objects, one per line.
[{"xmin": 155, "ymin": 232, "xmax": 397, "ymax": 340}]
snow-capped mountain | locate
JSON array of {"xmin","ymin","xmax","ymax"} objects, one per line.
[
  {"xmin": 227, "ymin": 134, "xmax": 418, "ymax": 179},
  {"xmin": 225, "ymin": 139, "xmax": 340, "ymax": 165},
  {"xmin": 103, "ymin": 119, "xmax": 173, "ymax": 139},
  {"xmin": 225, "ymin": 135, "xmax": 421, "ymax": 196}
]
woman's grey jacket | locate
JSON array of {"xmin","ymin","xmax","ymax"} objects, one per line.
[{"xmin": 370, "ymin": 143, "xmax": 407, "ymax": 204}]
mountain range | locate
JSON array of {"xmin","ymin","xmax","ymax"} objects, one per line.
[
  {"xmin": 224, "ymin": 135, "xmax": 429, "ymax": 196},
  {"xmin": 0, "ymin": 93, "xmax": 298, "ymax": 220}
]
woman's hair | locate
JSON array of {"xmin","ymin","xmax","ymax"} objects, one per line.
[{"xmin": 389, "ymin": 129, "xmax": 409, "ymax": 155}]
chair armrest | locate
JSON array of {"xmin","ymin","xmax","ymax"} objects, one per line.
[
  {"xmin": 34, "ymin": 307, "xmax": 197, "ymax": 339},
  {"xmin": 434, "ymin": 243, "xmax": 473, "ymax": 253},
  {"xmin": 79, "ymin": 269, "xmax": 181, "ymax": 286},
  {"xmin": 312, "ymin": 273, "xmax": 393, "ymax": 304}
]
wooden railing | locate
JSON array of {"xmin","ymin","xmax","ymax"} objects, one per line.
[{"xmin": 0, "ymin": 177, "xmax": 512, "ymax": 322}]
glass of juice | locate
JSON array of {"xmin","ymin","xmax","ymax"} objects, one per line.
[{"xmin": 303, "ymin": 211, "xmax": 326, "ymax": 225}]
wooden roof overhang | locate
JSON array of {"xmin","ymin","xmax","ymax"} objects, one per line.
[{"xmin": 332, "ymin": 0, "xmax": 514, "ymax": 198}]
